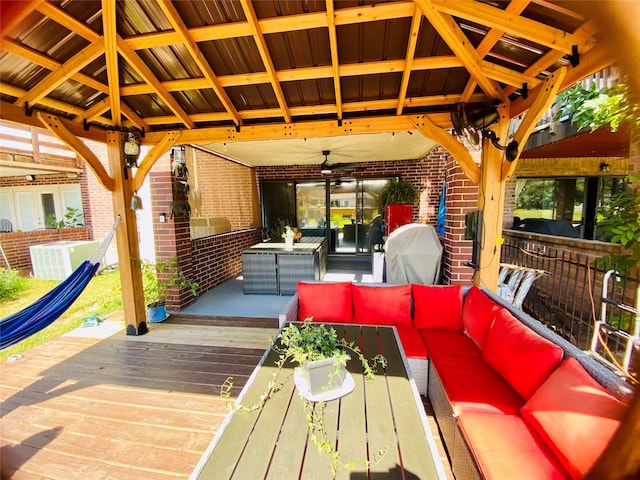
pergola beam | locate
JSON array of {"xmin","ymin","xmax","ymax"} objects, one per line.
[
  {"xmin": 132, "ymin": 131, "xmax": 181, "ymax": 192},
  {"xmin": 240, "ymin": 0, "xmax": 291, "ymax": 124},
  {"xmin": 156, "ymin": 0, "xmax": 242, "ymax": 127},
  {"xmin": 502, "ymin": 67, "xmax": 567, "ymax": 180},
  {"xmin": 37, "ymin": 112, "xmax": 115, "ymax": 192},
  {"xmin": 416, "ymin": 0, "xmax": 508, "ymax": 104},
  {"xmin": 410, "ymin": 115, "xmax": 481, "ymax": 184}
]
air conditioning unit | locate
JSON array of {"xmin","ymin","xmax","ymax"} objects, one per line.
[{"xmin": 29, "ymin": 240, "xmax": 99, "ymax": 280}]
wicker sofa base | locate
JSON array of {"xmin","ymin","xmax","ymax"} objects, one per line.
[{"xmin": 427, "ymin": 362, "xmax": 481, "ymax": 480}]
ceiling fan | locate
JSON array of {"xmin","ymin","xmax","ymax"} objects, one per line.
[
  {"xmin": 450, "ymin": 102, "xmax": 519, "ymax": 161},
  {"xmin": 319, "ymin": 150, "xmax": 365, "ymax": 174}
]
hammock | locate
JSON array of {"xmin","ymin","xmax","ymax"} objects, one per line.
[{"xmin": 0, "ymin": 216, "xmax": 120, "ymax": 350}]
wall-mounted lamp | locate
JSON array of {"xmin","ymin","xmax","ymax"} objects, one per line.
[
  {"xmin": 124, "ymin": 132, "xmax": 140, "ymax": 168},
  {"xmin": 158, "ymin": 212, "xmax": 167, "ymax": 223},
  {"xmin": 483, "ymin": 130, "xmax": 519, "ymax": 162},
  {"xmin": 25, "ymin": 174, "xmax": 35, "ymax": 181},
  {"xmin": 600, "ymin": 162, "xmax": 611, "ymax": 173}
]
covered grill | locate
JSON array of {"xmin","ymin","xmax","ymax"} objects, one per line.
[{"xmin": 385, "ymin": 224, "xmax": 443, "ymax": 285}]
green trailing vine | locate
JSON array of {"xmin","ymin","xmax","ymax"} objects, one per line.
[{"xmin": 221, "ymin": 320, "xmax": 387, "ymax": 478}]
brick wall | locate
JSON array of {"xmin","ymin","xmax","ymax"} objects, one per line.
[
  {"xmin": 256, "ymin": 152, "xmax": 450, "ymax": 226},
  {"xmin": 0, "ymin": 227, "xmax": 89, "ymax": 272},
  {"xmin": 192, "ymin": 148, "xmax": 261, "ymax": 230},
  {"xmin": 256, "ymin": 146, "xmax": 479, "ymax": 285},
  {"xmin": 440, "ymin": 156, "xmax": 476, "ymax": 285},
  {"xmin": 80, "ymin": 139, "xmax": 115, "ymax": 241}
]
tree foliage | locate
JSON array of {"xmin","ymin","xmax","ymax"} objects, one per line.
[
  {"xmin": 554, "ymin": 81, "xmax": 638, "ymax": 132},
  {"xmin": 597, "ymin": 178, "xmax": 640, "ymax": 269}
]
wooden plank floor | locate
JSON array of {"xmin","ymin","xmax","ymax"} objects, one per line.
[
  {"xmin": 1, "ymin": 313, "xmax": 453, "ymax": 480},
  {"xmin": 0, "ymin": 313, "xmax": 278, "ymax": 480}
]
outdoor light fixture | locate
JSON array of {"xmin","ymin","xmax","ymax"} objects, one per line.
[
  {"xmin": 320, "ymin": 150, "xmax": 332, "ymax": 174},
  {"xmin": 25, "ymin": 174, "xmax": 35, "ymax": 181},
  {"xmin": 483, "ymin": 130, "xmax": 519, "ymax": 162},
  {"xmin": 124, "ymin": 132, "xmax": 140, "ymax": 168},
  {"xmin": 600, "ymin": 162, "xmax": 611, "ymax": 173},
  {"xmin": 159, "ymin": 212, "xmax": 167, "ymax": 223}
]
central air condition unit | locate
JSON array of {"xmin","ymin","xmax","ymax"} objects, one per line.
[{"xmin": 29, "ymin": 240, "xmax": 99, "ymax": 280}]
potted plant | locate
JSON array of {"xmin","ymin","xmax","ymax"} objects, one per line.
[
  {"xmin": 222, "ymin": 319, "xmax": 387, "ymax": 476},
  {"xmin": 136, "ymin": 257, "xmax": 198, "ymax": 323},
  {"xmin": 380, "ymin": 179, "xmax": 419, "ymax": 234}
]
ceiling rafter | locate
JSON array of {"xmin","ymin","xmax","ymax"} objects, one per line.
[
  {"xmin": 503, "ymin": 20, "xmax": 599, "ymax": 98},
  {"xmin": 156, "ymin": 0, "xmax": 242, "ymax": 127},
  {"xmin": 15, "ymin": 39, "xmax": 104, "ymax": 107},
  {"xmin": 397, "ymin": 6, "xmax": 423, "ymax": 115},
  {"xmin": 1, "ymin": 39, "xmax": 109, "ymax": 94},
  {"xmin": 116, "ymin": 34, "xmax": 195, "ymax": 129},
  {"xmin": 0, "ymin": 82, "xmax": 84, "ymax": 116},
  {"xmin": 430, "ymin": 0, "xmax": 593, "ymax": 55},
  {"xmin": 416, "ymin": 0, "xmax": 508, "ymax": 104},
  {"xmin": 102, "ymin": 0, "xmax": 121, "ymax": 127},
  {"xmin": 460, "ymin": 0, "xmax": 529, "ymax": 102},
  {"xmin": 36, "ymin": 1, "xmax": 100, "ymax": 43},
  {"xmin": 325, "ymin": 0, "xmax": 342, "ymax": 119},
  {"xmin": 239, "ymin": 0, "xmax": 291, "ymax": 123}
]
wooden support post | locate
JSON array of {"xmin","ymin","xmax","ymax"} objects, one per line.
[
  {"xmin": 106, "ymin": 131, "xmax": 148, "ymax": 336},
  {"xmin": 474, "ymin": 107, "xmax": 510, "ymax": 292}
]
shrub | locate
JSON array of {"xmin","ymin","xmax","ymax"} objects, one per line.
[{"xmin": 0, "ymin": 269, "xmax": 28, "ymax": 301}]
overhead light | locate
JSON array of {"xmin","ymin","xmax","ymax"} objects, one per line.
[
  {"xmin": 320, "ymin": 150, "xmax": 332, "ymax": 174},
  {"xmin": 25, "ymin": 174, "xmax": 35, "ymax": 181},
  {"xmin": 600, "ymin": 162, "xmax": 611, "ymax": 173}
]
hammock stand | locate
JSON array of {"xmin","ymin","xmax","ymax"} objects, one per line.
[{"xmin": 0, "ymin": 216, "xmax": 121, "ymax": 350}]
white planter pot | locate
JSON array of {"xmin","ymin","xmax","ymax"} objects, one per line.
[{"xmin": 302, "ymin": 357, "xmax": 346, "ymax": 396}]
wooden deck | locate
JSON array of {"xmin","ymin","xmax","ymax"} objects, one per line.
[
  {"xmin": 1, "ymin": 313, "xmax": 453, "ymax": 480},
  {"xmin": 0, "ymin": 313, "xmax": 278, "ymax": 480}
]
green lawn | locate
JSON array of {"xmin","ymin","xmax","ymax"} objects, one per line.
[{"xmin": 0, "ymin": 270, "xmax": 123, "ymax": 361}]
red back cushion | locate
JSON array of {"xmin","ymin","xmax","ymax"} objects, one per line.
[
  {"xmin": 412, "ymin": 284, "xmax": 463, "ymax": 330},
  {"xmin": 482, "ymin": 308, "xmax": 563, "ymax": 400},
  {"xmin": 297, "ymin": 281, "xmax": 353, "ymax": 323},
  {"xmin": 352, "ymin": 284, "xmax": 412, "ymax": 327},
  {"xmin": 462, "ymin": 286, "xmax": 502, "ymax": 349},
  {"xmin": 521, "ymin": 357, "xmax": 627, "ymax": 479}
]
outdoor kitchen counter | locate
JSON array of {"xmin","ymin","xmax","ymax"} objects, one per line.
[{"xmin": 241, "ymin": 237, "xmax": 327, "ymax": 294}]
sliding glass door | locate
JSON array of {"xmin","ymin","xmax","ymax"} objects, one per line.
[{"xmin": 262, "ymin": 177, "xmax": 392, "ymax": 255}]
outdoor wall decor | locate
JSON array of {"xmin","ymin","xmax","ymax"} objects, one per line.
[{"xmin": 171, "ymin": 146, "xmax": 191, "ymax": 219}]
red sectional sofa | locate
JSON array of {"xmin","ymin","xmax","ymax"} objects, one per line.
[{"xmin": 278, "ymin": 281, "xmax": 633, "ymax": 480}]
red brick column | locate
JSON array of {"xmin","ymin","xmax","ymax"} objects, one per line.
[{"xmin": 440, "ymin": 155, "xmax": 477, "ymax": 285}]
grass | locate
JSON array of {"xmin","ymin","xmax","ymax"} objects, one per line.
[{"xmin": 0, "ymin": 270, "xmax": 123, "ymax": 362}]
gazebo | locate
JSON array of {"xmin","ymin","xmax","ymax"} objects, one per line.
[{"xmin": 1, "ymin": 1, "xmax": 639, "ymax": 476}]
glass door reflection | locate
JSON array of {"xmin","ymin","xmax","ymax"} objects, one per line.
[
  {"xmin": 329, "ymin": 179, "xmax": 357, "ymax": 253},
  {"xmin": 296, "ymin": 181, "xmax": 333, "ymax": 250}
]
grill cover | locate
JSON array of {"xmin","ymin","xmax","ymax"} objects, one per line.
[{"xmin": 385, "ymin": 224, "xmax": 443, "ymax": 285}]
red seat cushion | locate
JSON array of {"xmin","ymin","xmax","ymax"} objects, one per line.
[
  {"xmin": 395, "ymin": 326, "xmax": 428, "ymax": 358},
  {"xmin": 421, "ymin": 329, "xmax": 481, "ymax": 364},
  {"xmin": 462, "ymin": 286, "xmax": 502, "ymax": 350},
  {"xmin": 521, "ymin": 357, "xmax": 627, "ymax": 480},
  {"xmin": 458, "ymin": 414, "xmax": 570, "ymax": 480},
  {"xmin": 352, "ymin": 284, "xmax": 412, "ymax": 327},
  {"xmin": 431, "ymin": 354, "xmax": 525, "ymax": 415},
  {"xmin": 412, "ymin": 284, "xmax": 463, "ymax": 330},
  {"xmin": 482, "ymin": 308, "xmax": 563, "ymax": 400},
  {"xmin": 297, "ymin": 281, "xmax": 353, "ymax": 323}
]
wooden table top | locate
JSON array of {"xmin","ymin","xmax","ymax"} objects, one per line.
[{"xmin": 191, "ymin": 324, "xmax": 446, "ymax": 480}]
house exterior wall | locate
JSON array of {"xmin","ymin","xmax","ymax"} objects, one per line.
[{"xmin": 255, "ymin": 146, "xmax": 478, "ymax": 286}]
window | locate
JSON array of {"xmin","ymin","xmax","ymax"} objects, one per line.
[{"xmin": 513, "ymin": 176, "xmax": 625, "ymax": 239}]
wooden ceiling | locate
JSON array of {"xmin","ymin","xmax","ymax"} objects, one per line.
[{"xmin": 0, "ymin": 0, "xmax": 614, "ymax": 163}]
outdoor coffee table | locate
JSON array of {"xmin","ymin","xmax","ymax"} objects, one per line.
[{"xmin": 191, "ymin": 324, "xmax": 447, "ymax": 480}]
